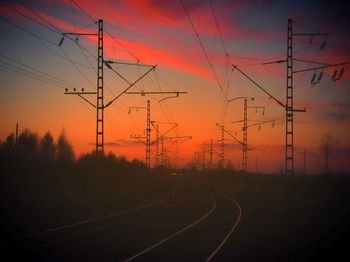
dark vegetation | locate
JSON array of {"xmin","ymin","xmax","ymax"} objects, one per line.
[
  {"xmin": 0, "ymin": 129, "xmax": 169, "ymax": 241},
  {"xmin": 0, "ymin": 129, "xmax": 349, "ymax": 261}
]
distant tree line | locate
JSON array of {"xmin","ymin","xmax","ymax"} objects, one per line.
[
  {"xmin": 0, "ymin": 128, "xmax": 147, "ymax": 175},
  {"xmin": 0, "ymin": 129, "xmax": 74, "ymax": 166}
]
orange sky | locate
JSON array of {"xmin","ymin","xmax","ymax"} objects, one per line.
[{"xmin": 1, "ymin": 0, "xmax": 349, "ymax": 174}]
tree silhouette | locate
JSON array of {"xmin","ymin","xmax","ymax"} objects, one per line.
[
  {"xmin": 17, "ymin": 129, "xmax": 39, "ymax": 161},
  {"xmin": 40, "ymin": 132, "xmax": 56, "ymax": 163},
  {"xmin": 1, "ymin": 133, "xmax": 16, "ymax": 151},
  {"xmin": 0, "ymin": 133, "xmax": 16, "ymax": 167},
  {"xmin": 57, "ymin": 130, "xmax": 75, "ymax": 163}
]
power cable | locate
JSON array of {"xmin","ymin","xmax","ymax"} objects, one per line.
[{"xmin": 180, "ymin": 0, "xmax": 226, "ymax": 99}]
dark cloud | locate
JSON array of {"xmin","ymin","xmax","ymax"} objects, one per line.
[
  {"xmin": 88, "ymin": 139, "xmax": 143, "ymax": 147},
  {"xmin": 329, "ymin": 101, "xmax": 350, "ymax": 110},
  {"xmin": 318, "ymin": 111, "xmax": 350, "ymax": 122}
]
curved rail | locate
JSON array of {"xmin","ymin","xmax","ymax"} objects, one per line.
[
  {"xmin": 123, "ymin": 198, "xmax": 217, "ymax": 262},
  {"xmin": 1, "ymin": 197, "xmax": 169, "ymax": 244},
  {"xmin": 206, "ymin": 195, "xmax": 242, "ymax": 261}
]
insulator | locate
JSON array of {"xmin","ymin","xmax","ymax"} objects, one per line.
[
  {"xmin": 318, "ymin": 71, "xmax": 323, "ymax": 82},
  {"xmin": 58, "ymin": 37, "xmax": 64, "ymax": 47},
  {"xmin": 320, "ymin": 40, "xmax": 327, "ymax": 50},
  {"xmin": 338, "ymin": 67, "xmax": 344, "ymax": 79},
  {"xmin": 332, "ymin": 69, "xmax": 338, "ymax": 81}
]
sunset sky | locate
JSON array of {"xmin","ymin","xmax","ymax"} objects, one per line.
[{"xmin": 1, "ymin": 0, "xmax": 349, "ymax": 174}]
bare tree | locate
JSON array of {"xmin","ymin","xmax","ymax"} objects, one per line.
[{"xmin": 319, "ymin": 134, "xmax": 338, "ymax": 175}]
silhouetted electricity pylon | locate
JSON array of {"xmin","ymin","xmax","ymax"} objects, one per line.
[
  {"xmin": 161, "ymin": 135, "xmax": 191, "ymax": 168},
  {"xmin": 146, "ymin": 100, "xmax": 151, "ymax": 167},
  {"xmin": 245, "ymin": 105, "xmax": 266, "ymax": 172},
  {"xmin": 227, "ymin": 95, "xmax": 274, "ymax": 173},
  {"xmin": 63, "ymin": 19, "xmax": 158, "ymax": 159},
  {"xmin": 129, "ymin": 100, "xmax": 151, "ymax": 168},
  {"xmin": 203, "ymin": 140, "xmax": 222, "ymax": 169},
  {"xmin": 202, "ymin": 142, "xmax": 206, "ymax": 169},
  {"xmin": 96, "ymin": 20, "xmax": 104, "ymax": 158},
  {"xmin": 221, "ymin": 124, "xmax": 224, "ymax": 168},
  {"xmin": 262, "ymin": 19, "xmax": 348, "ymax": 175},
  {"xmin": 15, "ymin": 123, "xmax": 19, "ymax": 149},
  {"xmin": 63, "ymin": 20, "xmax": 102, "ymax": 156},
  {"xmin": 216, "ymin": 123, "xmax": 243, "ymax": 170},
  {"xmin": 209, "ymin": 139, "xmax": 213, "ymax": 169},
  {"xmin": 128, "ymin": 91, "xmax": 186, "ymax": 168},
  {"xmin": 150, "ymin": 121, "xmax": 178, "ymax": 167},
  {"xmin": 228, "ymin": 96, "xmax": 254, "ymax": 172},
  {"xmin": 127, "ymin": 90, "xmax": 187, "ymax": 167},
  {"xmin": 153, "ymin": 123, "xmax": 160, "ymax": 167}
]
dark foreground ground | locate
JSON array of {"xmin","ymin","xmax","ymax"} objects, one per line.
[{"xmin": 1, "ymin": 165, "xmax": 349, "ymax": 261}]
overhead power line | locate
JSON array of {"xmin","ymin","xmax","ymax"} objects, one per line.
[
  {"xmin": 180, "ymin": 0, "xmax": 227, "ymax": 99},
  {"xmin": 68, "ymin": 0, "xmax": 141, "ymax": 62},
  {"xmin": 0, "ymin": 55, "xmax": 85, "ymax": 91},
  {"xmin": 209, "ymin": 0, "xmax": 228, "ymax": 56},
  {"xmin": 16, "ymin": 0, "xmax": 61, "ymax": 33},
  {"xmin": 71, "ymin": 0, "xmax": 97, "ymax": 23}
]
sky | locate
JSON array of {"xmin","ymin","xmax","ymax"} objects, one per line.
[{"xmin": 0, "ymin": 0, "xmax": 350, "ymax": 174}]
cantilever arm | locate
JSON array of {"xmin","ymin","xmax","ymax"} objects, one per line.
[
  {"xmin": 77, "ymin": 94, "xmax": 96, "ymax": 108},
  {"xmin": 159, "ymin": 92, "xmax": 179, "ymax": 102},
  {"xmin": 216, "ymin": 123, "xmax": 243, "ymax": 145},
  {"xmin": 105, "ymin": 65, "xmax": 157, "ymax": 108},
  {"xmin": 130, "ymin": 135, "xmax": 147, "ymax": 145},
  {"xmin": 232, "ymin": 65, "xmax": 285, "ymax": 108},
  {"xmin": 64, "ymin": 91, "xmax": 96, "ymax": 108}
]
